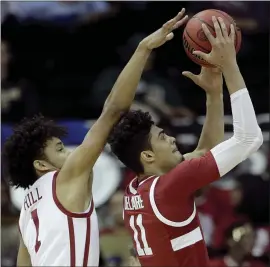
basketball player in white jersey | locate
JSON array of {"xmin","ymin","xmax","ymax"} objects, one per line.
[{"xmin": 2, "ymin": 9, "xmax": 188, "ymax": 267}]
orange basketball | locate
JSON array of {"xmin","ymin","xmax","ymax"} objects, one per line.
[{"xmin": 183, "ymin": 9, "xmax": 242, "ymax": 67}]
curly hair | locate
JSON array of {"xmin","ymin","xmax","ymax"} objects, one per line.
[
  {"xmin": 108, "ymin": 110, "xmax": 154, "ymax": 174},
  {"xmin": 2, "ymin": 114, "xmax": 67, "ymax": 189}
]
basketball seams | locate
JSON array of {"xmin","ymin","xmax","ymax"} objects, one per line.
[
  {"xmin": 183, "ymin": 9, "xmax": 241, "ymax": 66},
  {"xmin": 192, "ymin": 17, "xmax": 215, "ymax": 32},
  {"xmin": 184, "ymin": 29, "xmax": 209, "ymax": 53},
  {"xmin": 195, "ymin": 9, "xmax": 239, "ymax": 51}
]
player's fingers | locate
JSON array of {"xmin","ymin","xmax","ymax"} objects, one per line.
[
  {"xmin": 192, "ymin": 50, "xmax": 209, "ymax": 62},
  {"xmin": 174, "ymin": 8, "xmax": 186, "ymax": 22},
  {"xmin": 182, "ymin": 71, "xmax": 198, "ymax": 83},
  {"xmin": 162, "ymin": 19, "xmax": 175, "ymax": 32},
  {"xmin": 172, "ymin": 15, "xmax": 188, "ymax": 30},
  {"xmin": 165, "ymin": 32, "xmax": 174, "ymax": 41},
  {"xmin": 229, "ymin": 24, "xmax": 235, "ymax": 42},
  {"xmin": 212, "ymin": 16, "xmax": 223, "ymax": 40},
  {"xmin": 217, "ymin": 17, "xmax": 229, "ymax": 39},
  {"xmin": 201, "ymin": 24, "xmax": 215, "ymax": 44},
  {"xmin": 163, "ymin": 8, "xmax": 185, "ymax": 32}
]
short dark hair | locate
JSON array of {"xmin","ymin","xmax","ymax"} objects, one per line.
[
  {"xmin": 2, "ymin": 114, "xmax": 67, "ymax": 189},
  {"xmin": 108, "ymin": 110, "xmax": 154, "ymax": 174}
]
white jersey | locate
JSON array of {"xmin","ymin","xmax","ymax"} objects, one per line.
[{"xmin": 19, "ymin": 171, "xmax": 99, "ymax": 266}]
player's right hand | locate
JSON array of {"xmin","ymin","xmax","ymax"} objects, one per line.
[
  {"xmin": 193, "ymin": 16, "xmax": 237, "ymax": 69},
  {"xmin": 140, "ymin": 8, "xmax": 188, "ymax": 50}
]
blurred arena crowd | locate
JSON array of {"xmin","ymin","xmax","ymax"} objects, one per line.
[{"xmin": 1, "ymin": 1, "xmax": 269, "ymax": 267}]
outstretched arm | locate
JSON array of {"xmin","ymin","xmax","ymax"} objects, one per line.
[
  {"xmin": 183, "ymin": 67, "xmax": 224, "ymax": 160},
  {"xmin": 159, "ymin": 17, "xmax": 262, "ymax": 197},
  {"xmin": 59, "ymin": 9, "xmax": 188, "ymax": 185}
]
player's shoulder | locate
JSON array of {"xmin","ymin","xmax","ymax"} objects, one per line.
[{"xmin": 125, "ymin": 175, "xmax": 159, "ymax": 196}]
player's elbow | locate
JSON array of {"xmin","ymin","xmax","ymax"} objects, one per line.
[
  {"xmin": 235, "ymin": 126, "xmax": 263, "ymax": 155},
  {"xmin": 254, "ymin": 127, "xmax": 264, "ymax": 149}
]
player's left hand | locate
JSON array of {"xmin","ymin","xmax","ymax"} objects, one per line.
[
  {"xmin": 182, "ymin": 67, "xmax": 223, "ymax": 93},
  {"xmin": 140, "ymin": 8, "xmax": 188, "ymax": 50}
]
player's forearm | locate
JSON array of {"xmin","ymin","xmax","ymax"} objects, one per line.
[
  {"xmin": 196, "ymin": 92, "xmax": 224, "ymax": 151},
  {"xmin": 104, "ymin": 43, "xmax": 151, "ymax": 112},
  {"xmin": 222, "ymin": 61, "xmax": 246, "ymax": 95}
]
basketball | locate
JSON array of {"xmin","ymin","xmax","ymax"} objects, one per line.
[{"xmin": 183, "ymin": 9, "xmax": 242, "ymax": 67}]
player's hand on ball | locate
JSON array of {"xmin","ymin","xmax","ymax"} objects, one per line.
[
  {"xmin": 140, "ymin": 8, "xmax": 188, "ymax": 50},
  {"xmin": 193, "ymin": 16, "xmax": 236, "ymax": 69},
  {"xmin": 182, "ymin": 67, "xmax": 223, "ymax": 93}
]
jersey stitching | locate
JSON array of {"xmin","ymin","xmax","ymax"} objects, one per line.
[{"xmin": 149, "ymin": 177, "xmax": 197, "ymax": 227}]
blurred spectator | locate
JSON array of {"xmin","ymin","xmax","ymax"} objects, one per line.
[
  {"xmin": 1, "ymin": 40, "xmax": 39, "ymax": 122},
  {"xmin": 91, "ymin": 33, "xmax": 194, "ymax": 123},
  {"xmin": 196, "ymin": 179, "xmax": 247, "ymax": 250},
  {"xmin": 4, "ymin": 1, "xmax": 116, "ymax": 26},
  {"xmin": 209, "ymin": 221, "xmax": 267, "ymax": 267},
  {"xmin": 100, "ymin": 190, "xmax": 131, "ymax": 265},
  {"xmin": 1, "ymin": 180, "xmax": 19, "ymax": 267}
]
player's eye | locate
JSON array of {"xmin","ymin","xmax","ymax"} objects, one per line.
[{"xmin": 57, "ymin": 147, "xmax": 64, "ymax": 152}]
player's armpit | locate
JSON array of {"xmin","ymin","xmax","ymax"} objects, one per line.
[
  {"xmin": 17, "ymin": 235, "xmax": 31, "ymax": 267},
  {"xmin": 58, "ymin": 107, "xmax": 122, "ymax": 183},
  {"xmin": 159, "ymin": 151, "xmax": 220, "ymax": 197},
  {"xmin": 183, "ymin": 149, "xmax": 207, "ymax": 160}
]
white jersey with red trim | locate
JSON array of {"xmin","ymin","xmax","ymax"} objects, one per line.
[{"xmin": 18, "ymin": 171, "xmax": 99, "ymax": 266}]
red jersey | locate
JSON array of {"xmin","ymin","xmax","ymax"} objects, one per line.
[{"xmin": 123, "ymin": 151, "xmax": 220, "ymax": 267}]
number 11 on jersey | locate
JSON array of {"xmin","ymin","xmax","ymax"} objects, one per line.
[{"xmin": 129, "ymin": 214, "xmax": 153, "ymax": 256}]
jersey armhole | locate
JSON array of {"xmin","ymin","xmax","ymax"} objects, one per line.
[{"xmin": 149, "ymin": 177, "xmax": 197, "ymax": 227}]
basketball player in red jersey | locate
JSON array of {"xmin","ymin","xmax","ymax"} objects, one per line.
[
  {"xmin": 2, "ymin": 9, "xmax": 189, "ymax": 266},
  {"xmin": 108, "ymin": 17, "xmax": 263, "ymax": 267}
]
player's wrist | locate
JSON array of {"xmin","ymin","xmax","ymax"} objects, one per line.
[
  {"xmin": 220, "ymin": 59, "xmax": 238, "ymax": 73},
  {"xmin": 137, "ymin": 41, "xmax": 152, "ymax": 53},
  {"xmin": 206, "ymin": 91, "xmax": 223, "ymax": 98}
]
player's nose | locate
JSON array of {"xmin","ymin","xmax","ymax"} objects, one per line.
[{"xmin": 169, "ymin": 136, "xmax": 176, "ymax": 144}]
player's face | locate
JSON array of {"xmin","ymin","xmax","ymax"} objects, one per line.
[
  {"xmin": 34, "ymin": 137, "xmax": 71, "ymax": 173},
  {"xmin": 146, "ymin": 125, "xmax": 183, "ymax": 172}
]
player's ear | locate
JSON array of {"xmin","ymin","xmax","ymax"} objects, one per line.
[
  {"xmin": 141, "ymin": 150, "xmax": 155, "ymax": 163},
  {"xmin": 33, "ymin": 160, "xmax": 50, "ymax": 172}
]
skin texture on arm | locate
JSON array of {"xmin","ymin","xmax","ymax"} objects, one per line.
[
  {"xmin": 183, "ymin": 67, "xmax": 224, "ymax": 160},
  {"xmin": 17, "ymin": 236, "xmax": 32, "ymax": 267}
]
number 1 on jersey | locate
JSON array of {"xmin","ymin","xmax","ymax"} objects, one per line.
[
  {"xmin": 31, "ymin": 209, "xmax": 41, "ymax": 253},
  {"xmin": 129, "ymin": 214, "xmax": 153, "ymax": 256}
]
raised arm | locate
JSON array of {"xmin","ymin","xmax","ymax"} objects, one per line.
[
  {"xmin": 182, "ymin": 67, "xmax": 224, "ymax": 160},
  {"xmin": 59, "ymin": 9, "xmax": 188, "ymax": 184},
  {"xmin": 159, "ymin": 16, "xmax": 263, "ymax": 197}
]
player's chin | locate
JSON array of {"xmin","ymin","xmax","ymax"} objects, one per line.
[{"xmin": 172, "ymin": 151, "xmax": 182, "ymax": 162}]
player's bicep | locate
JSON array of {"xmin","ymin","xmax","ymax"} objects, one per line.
[
  {"xmin": 60, "ymin": 108, "xmax": 121, "ymax": 180},
  {"xmin": 159, "ymin": 151, "xmax": 220, "ymax": 196},
  {"xmin": 17, "ymin": 235, "xmax": 31, "ymax": 267}
]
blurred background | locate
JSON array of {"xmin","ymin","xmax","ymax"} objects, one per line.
[{"xmin": 1, "ymin": 1, "xmax": 269, "ymax": 267}]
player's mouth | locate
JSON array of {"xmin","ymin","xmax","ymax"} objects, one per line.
[{"xmin": 172, "ymin": 147, "xmax": 179, "ymax": 153}]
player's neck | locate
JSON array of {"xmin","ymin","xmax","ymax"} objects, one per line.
[{"xmin": 138, "ymin": 168, "xmax": 164, "ymax": 182}]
